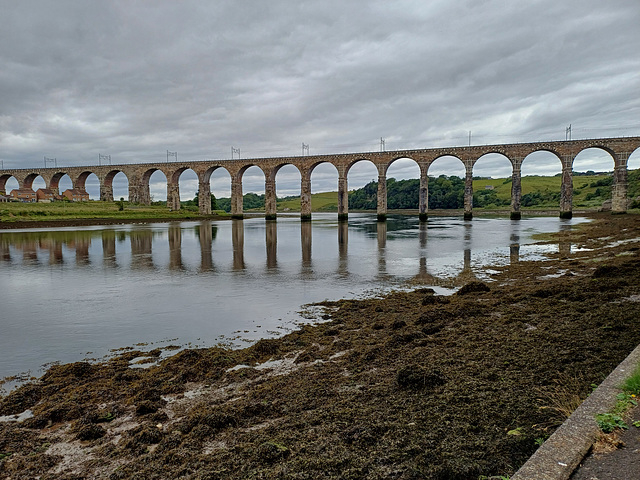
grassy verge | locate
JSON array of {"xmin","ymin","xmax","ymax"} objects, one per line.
[
  {"xmin": 0, "ymin": 201, "xmax": 228, "ymax": 224},
  {"xmin": 596, "ymin": 365, "xmax": 640, "ymax": 433}
]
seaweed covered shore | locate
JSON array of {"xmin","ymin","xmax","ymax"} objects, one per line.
[{"xmin": 2, "ymin": 213, "xmax": 640, "ymax": 479}]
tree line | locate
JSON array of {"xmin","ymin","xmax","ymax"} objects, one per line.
[{"xmin": 205, "ymin": 171, "xmax": 640, "ymax": 212}]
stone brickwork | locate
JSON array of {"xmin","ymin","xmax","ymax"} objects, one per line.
[{"xmin": 1, "ymin": 137, "xmax": 639, "ymax": 219}]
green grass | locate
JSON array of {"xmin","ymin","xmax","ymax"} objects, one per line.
[
  {"xmin": 0, "ymin": 201, "xmax": 226, "ymax": 223},
  {"xmin": 276, "ymin": 191, "xmax": 338, "ymax": 212},
  {"xmin": 473, "ymin": 174, "xmax": 615, "ymax": 209},
  {"xmin": 595, "ymin": 364, "xmax": 640, "ymax": 433}
]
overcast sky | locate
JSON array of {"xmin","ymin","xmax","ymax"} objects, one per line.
[{"xmin": 1, "ymin": 0, "xmax": 639, "ymax": 199}]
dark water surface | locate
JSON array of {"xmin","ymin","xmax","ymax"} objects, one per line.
[{"xmin": 0, "ymin": 214, "xmax": 582, "ymax": 385}]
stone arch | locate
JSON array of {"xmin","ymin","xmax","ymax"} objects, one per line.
[
  {"xmin": 471, "ymin": 151, "xmax": 513, "ymax": 173},
  {"xmin": 628, "ymin": 146, "xmax": 640, "ymax": 170},
  {"xmin": 521, "ymin": 150, "xmax": 565, "ymax": 216},
  {"xmin": 199, "ymin": 165, "xmax": 232, "ymax": 214},
  {"xmin": 426, "ymin": 154, "xmax": 465, "ymax": 176},
  {"xmin": 384, "ymin": 156, "xmax": 421, "ymax": 214},
  {"xmin": 51, "ymin": 172, "xmax": 74, "ymax": 199},
  {"xmin": 628, "ymin": 147, "xmax": 640, "ymax": 208},
  {"xmin": 308, "ymin": 161, "xmax": 339, "ymax": 190},
  {"xmin": 0, "ymin": 174, "xmax": 19, "ymax": 196},
  {"xmin": 521, "ymin": 150, "xmax": 563, "ymax": 175},
  {"xmin": 572, "ymin": 146, "xmax": 615, "ymax": 172},
  {"xmin": 230, "ymin": 164, "xmax": 267, "ymax": 218},
  {"xmin": 167, "ymin": 167, "xmax": 199, "ymax": 209},
  {"xmin": 344, "ymin": 157, "xmax": 377, "ymax": 179},
  {"xmin": 342, "ymin": 158, "xmax": 378, "ymax": 221},
  {"xmin": 74, "ymin": 171, "xmax": 100, "ymax": 200},
  {"xmin": 472, "ymin": 153, "xmax": 513, "ymax": 212},
  {"xmin": 300, "ymin": 161, "xmax": 339, "ymax": 220},
  {"xmin": 103, "ymin": 170, "xmax": 129, "ymax": 202},
  {"xmin": 572, "ymin": 147, "xmax": 616, "ymax": 211},
  {"xmin": 386, "ymin": 156, "xmax": 420, "ymax": 178},
  {"xmin": 425, "ymin": 155, "xmax": 466, "ymax": 212},
  {"xmin": 237, "ymin": 164, "xmax": 267, "ymax": 188},
  {"xmin": 23, "ymin": 173, "xmax": 45, "ymax": 190},
  {"xmin": 209, "ymin": 166, "xmax": 232, "ymax": 206},
  {"xmin": 202, "ymin": 165, "xmax": 233, "ymax": 185},
  {"xmin": 146, "ymin": 169, "xmax": 168, "ymax": 204},
  {"xmin": 575, "ymin": 144, "xmax": 616, "ymax": 162},
  {"xmin": 272, "ymin": 163, "xmax": 302, "ymax": 215}
]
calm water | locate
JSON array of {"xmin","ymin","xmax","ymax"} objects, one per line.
[{"xmin": 0, "ymin": 214, "xmax": 580, "ymax": 385}]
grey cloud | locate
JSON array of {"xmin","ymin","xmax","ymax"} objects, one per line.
[{"xmin": 1, "ymin": 0, "xmax": 639, "ymax": 198}]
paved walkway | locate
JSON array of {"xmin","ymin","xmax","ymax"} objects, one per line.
[{"xmin": 570, "ymin": 405, "xmax": 640, "ymax": 479}]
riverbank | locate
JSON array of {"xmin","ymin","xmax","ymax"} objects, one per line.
[
  {"xmin": 0, "ymin": 204, "xmax": 611, "ymax": 230},
  {"xmin": 0, "ymin": 215, "xmax": 230, "ymax": 230},
  {"xmin": 1, "ymin": 212, "xmax": 640, "ymax": 479},
  {"xmin": 0, "ymin": 201, "xmax": 229, "ymax": 229}
]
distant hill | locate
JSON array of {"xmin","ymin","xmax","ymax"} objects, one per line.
[{"xmin": 212, "ymin": 170, "xmax": 640, "ymax": 212}]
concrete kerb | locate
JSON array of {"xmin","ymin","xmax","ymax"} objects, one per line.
[{"xmin": 512, "ymin": 343, "xmax": 640, "ymax": 480}]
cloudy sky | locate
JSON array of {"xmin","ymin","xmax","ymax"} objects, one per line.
[{"xmin": 1, "ymin": 0, "xmax": 639, "ymax": 200}]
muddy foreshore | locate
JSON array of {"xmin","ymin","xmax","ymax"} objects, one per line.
[{"xmin": 2, "ymin": 213, "xmax": 640, "ymax": 479}]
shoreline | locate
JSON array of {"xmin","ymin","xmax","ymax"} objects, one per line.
[
  {"xmin": 0, "ymin": 207, "xmax": 602, "ymax": 230},
  {"xmin": 1, "ymin": 212, "xmax": 639, "ymax": 478}
]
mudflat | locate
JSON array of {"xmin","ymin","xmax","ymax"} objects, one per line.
[{"xmin": 1, "ymin": 213, "xmax": 640, "ymax": 479}]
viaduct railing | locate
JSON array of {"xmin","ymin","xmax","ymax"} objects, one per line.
[{"xmin": 1, "ymin": 136, "xmax": 639, "ymax": 220}]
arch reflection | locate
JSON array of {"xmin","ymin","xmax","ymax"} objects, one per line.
[
  {"xmin": 266, "ymin": 220, "xmax": 277, "ymax": 271},
  {"xmin": 232, "ymin": 219, "xmax": 245, "ymax": 271},
  {"xmin": 0, "ymin": 216, "xmax": 554, "ymax": 285}
]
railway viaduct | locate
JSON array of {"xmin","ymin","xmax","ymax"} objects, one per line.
[{"xmin": 1, "ymin": 136, "xmax": 639, "ymax": 221}]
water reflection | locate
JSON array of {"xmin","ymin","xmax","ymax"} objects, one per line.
[
  {"xmin": 232, "ymin": 219, "xmax": 244, "ymax": 270},
  {"xmin": 559, "ymin": 219, "xmax": 572, "ymax": 258},
  {"xmin": 102, "ymin": 231, "xmax": 117, "ymax": 268},
  {"xmin": 0, "ymin": 217, "xmax": 578, "ymax": 281},
  {"xmin": 130, "ymin": 229, "xmax": 154, "ymax": 270},
  {"xmin": 168, "ymin": 223, "xmax": 183, "ymax": 271},
  {"xmin": 338, "ymin": 221, "xmax": 348, "ymax": 277},
  {"xmin": 301, "ymin": 221, "xmax": 312, "ymax": 272},
  {"xmin": 266, "ymin": 220, "xmax": 277, "ymax": 271},
  {"xmin": 377, "ymin": 221, "xmax": 388, "ymax": 278},
  {"xmin": 0, "ymin": 215, "xmax": 586, "ymax": 383},
  {"xmin": 198, "ymin": 221, "xmax": 214, "ymax": 272},
  {"xmin": 510, "ymin": 221, "xmax": 521, "ymax": 264}
]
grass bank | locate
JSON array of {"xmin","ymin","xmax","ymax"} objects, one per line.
[{"xmin": 0, "ymin": 201, "xmax": 228, "ymax": 227}]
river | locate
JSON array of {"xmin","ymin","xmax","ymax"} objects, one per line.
[{"xmin": 0, "ymin": 214, "xmax": 581, "ymax": 388}]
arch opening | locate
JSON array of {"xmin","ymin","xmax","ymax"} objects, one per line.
[
  {"xmin": 520, "ymin": 151, "xmax": 562, "ymax": 210},
  {"xmin": 238, "ymin": 165, "xmax": 266, "ymax": 213},
  {"xmin": 385, "ymin": 157, "xmax": 420, "ymax": 211},
  {"xmin": 472, "ymin": 153, "xmax": 512, "ymax": 211},
  {"xmin": 79, "ymin": 173, "xmax": 100, "ymax": 200},
  {"xmin": 628, "ymin": 148, "xmax": 640, "ymax": 208},
  {"xmin": 572, "ymin": 148, "xmax": 615, "ymax": 209},
  {"xmin": 427, "ymin": 156, "xmax": 465, "ymax": 210},
  {"xmin": 208, "ymin": 167, "xmax": 231, "ymax": 212},
  {"xmin": 346, "ymin": 159, "xmax": 378, "ymax": 212},
  {"xmin": 147, "ymin": 170, "xmax": 168, "ymax": 203},
  {"xmin": 54, "ymin": 174, "xmax": 75, "ymax": 201},
  {"xmin": 110, "ymin": 172, "xmax": 129, "ymax": 202},
  {"xmin": 2, "ymin": 176, "xmax": 19, "ymax": 198},
  {"xmin": 274, "ymin": 164, "xmax": 301, "ymax": 213},
  {"xmin": 309, "ymin": 162, "xmax": 339, "ymax": 212},
  {"xmin": 175, "ymin": 168, "xmax": 199, "ymax": 211}
]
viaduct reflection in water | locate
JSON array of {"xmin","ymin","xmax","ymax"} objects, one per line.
[{"xmin": 0, "ymin": 218, "xmax": 572, "ymax": 284}]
